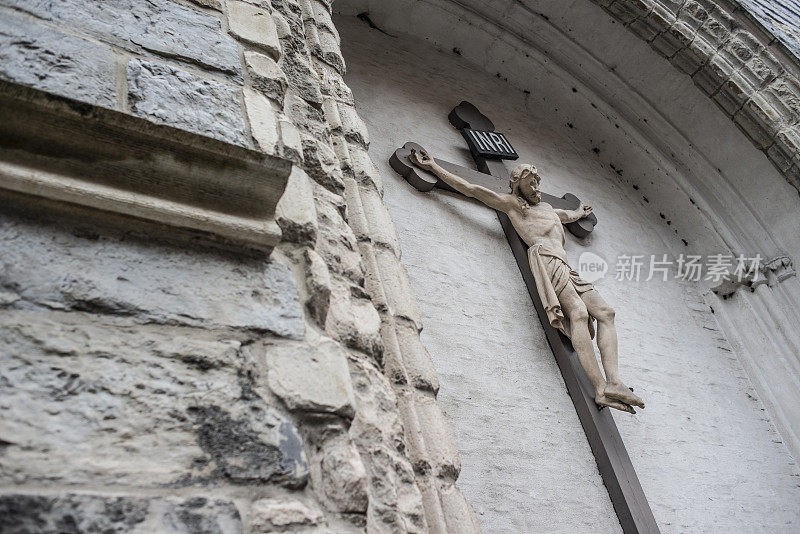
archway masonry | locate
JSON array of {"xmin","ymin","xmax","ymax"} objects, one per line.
[{"xmin": 593, "ymin": 0, "xmax": 800, "ymax": 194}]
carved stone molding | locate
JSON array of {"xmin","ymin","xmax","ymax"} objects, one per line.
[
  {"xmin": 590, "ymin": 0, "xmax": 800, "ymax": 194},
  {"xmin": 712, "ymin": 255, "xmax": 796, "ymax": 298},
  {"xmin": 0, "ymin": 81, "xmax": 292, "ymax": 251}
]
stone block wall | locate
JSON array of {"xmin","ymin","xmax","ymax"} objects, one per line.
[
  {"xmin": 0, "ymin": 0, "xmax": 476, "ymax": 532},
  {"xmin": 591, "ymin": 0, "xmax": 800, "ymax": 193}
]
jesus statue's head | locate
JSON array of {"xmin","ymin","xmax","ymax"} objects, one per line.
[{"xmin": 510, "ymin": 164, "xmax": 542, "ymax": 205}]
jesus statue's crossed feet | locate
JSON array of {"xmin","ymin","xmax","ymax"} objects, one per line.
[{"xmin": 596, "ymin": 382, "xmax": 645, "ymax": 414}]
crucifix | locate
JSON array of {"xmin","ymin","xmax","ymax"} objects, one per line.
[{"xmin": 390, "ymin": 101, "xmax": 659, "ymax": 534}]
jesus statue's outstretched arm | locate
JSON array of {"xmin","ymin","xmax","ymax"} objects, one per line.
[
  {"xmin": 555, "ymin": 205, "xmax": 593, "ymax": 223},
  {"xmin": 409, "ymin": 149, "xmax": 514, "ymax": 213}
]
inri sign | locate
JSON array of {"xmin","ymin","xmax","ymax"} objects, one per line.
[{"xmin": 462, "ymin": 128, "xmax": 519, "ymax": 160}]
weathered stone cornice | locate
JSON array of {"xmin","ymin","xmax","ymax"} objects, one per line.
[{"xmin": 0, "ymin": 80, "xmax": 291, "ymax": 251}]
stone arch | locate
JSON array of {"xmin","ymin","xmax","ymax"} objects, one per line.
[{"xmin": 592, "ymin": 0, "xmax": 800, "ymax": 194}]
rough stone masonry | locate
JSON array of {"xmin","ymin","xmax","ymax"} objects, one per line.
[{"xmin": 0, "ymin": 0, "xmax": 478, "ymax": 532}]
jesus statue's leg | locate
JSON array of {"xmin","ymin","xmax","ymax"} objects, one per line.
[
  {"xmin": 581, "ymin": 289, "xmax": 644, "ymax": 409},
  {"xmin": 558, "ymin": 284, "xmax": 635, "ymax": 414}
]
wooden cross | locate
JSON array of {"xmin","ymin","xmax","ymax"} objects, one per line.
[{"xmin": 390, "ymin": 101, "xmax": 659, "ymax": 534}]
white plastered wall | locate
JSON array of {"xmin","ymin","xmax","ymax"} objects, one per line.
[{"xmin": 335, "ymin": 4, "xmax": 800, "ymax": 532}]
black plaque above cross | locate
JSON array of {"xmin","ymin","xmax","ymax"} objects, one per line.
[{"xmin": 389, "ymin": 101, "xmax": 659, "ymax": 534}]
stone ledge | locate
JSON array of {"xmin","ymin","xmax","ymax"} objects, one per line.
[{"xmin": 0, "ymin": 81, "xmax": 292, "ymax": 251}]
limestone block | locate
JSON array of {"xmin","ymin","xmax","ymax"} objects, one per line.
[
  {"xmin": 345, "ymin": 359, "xmax": 433, "ymax": 531},
  {"xmin": 266, "ymin": 337, "xmax": 356, "ymax": 417},
  {"xmin": 698, "ymin": 6, "xmax": 734, "ymax": 44},
  {"xmin": 313, "ymin": 433, "xmax": 369, "ymax": 513},
  {"xmin": 643, "ymin": 4, "xmax": 675, "ymax": 35},
  {"xmin": 0, "ymin": 11, "xmax": 117, "ymax": 109},
  {"xmin": 304, "ymin": 248, "xmax": 332, "ymax": 325},
  {"xmin": 343, "ymin": 177, "xmax": 370, "ymax": 243},
  {"xmin": 774, "ymin": 127, "xmax": 800, "ymax": 161},
  {"xmin": 658, "ymin": 20, "xmax": 695, "ymax": 56},
  {"xmin": 767, "ymin": 142, "xmax": 793, "ymax": 172},
  {"xmin": 395, "ymin": 389, "xmax": 429, "ymax": 470},
  {"xmin": 0, "ymin": 312, "xmax": 308, "ymax": 488},
  {"xmin": 733, "ymin": 105, "xmax": 774, "ymax": 149},
  {"xmin": 304, "ymin": 17, "xmax": 323, "ymax": 58},
  {"xmin": 413, "ymin": 392, "xmax": 461, "ymax": 482},
  {"xmin": 395, "ymin": 461, "xmax": 429, "ymax": 532},
  {"xmin": 330, "ymin": 133, "xmax": 351, "ymax": 169},
  {"xmin": 347, "ymin": 358, "xmax": 406, "ymax": 447},
  {"xmin": 713, "ymin": 74, "xmax": 754, "ymax": 116},
  {"xmin": 285, "ymin": 93, "xmax": 331, "ymax": 141},
  {"xmin": 318, "ymin": 62, "xmax": 355, "ymax": 105},
  {"xmin": 279, "ymin": 116, "xmax": 304, "ymax": 162},
  {"xmin": 189, "ymin": 0, "xmax": 222, "ymax": 9},
  {"xmin": 606, "ymin": 1, "xmax": 642, "ymax": 25},
  {"xmin": 244, "ymin": 87, "xmax": 280, "ymax": 154},
  {"xmin": 360, "ymin": 446, "xmax": 403, "ymax": 527},
  {"xmin": 439, "ymin": 484, "xmax": 482, "ymax": 534},
  {"xmin": 359, "ymin": 186, "xmax": 401, "ymax": 256},
  {"xmin": 629, "ymin": 18, "xmax": 660, "ymax": 41},
  {"xmin": 317, "ymin": 30, "xmax": 346, "ymax": 74},
  {"xmin": 765, "ymin": 76, "xmax": 800, "ymax": 123},
  {"xmin": 357, "ymin": 242, "xmax": 390, "ymax": 314},
  {"xmin": 5, "ymin": 0, "xmax": 241, "ymax": 77},
  {"xmin": 322, "ymin": 97, "xmax": 344, "ymax": 132},
  {"xmin": 349, "ymin": 144, "xmax": 385, "ymax": 195},
  {"xmin": 277, "ymin": 166, "xmax": 318, "ymax": 245},
  {"xmin": 127, "ymin": 59, "xmax": 247, "ymax": 146},
  {"xmin": 650, "ymin": 25, "xmax": 684, "ymax": 57},
  {"xmin": 310, "ymin": 0, "xmax": 337, "ymax": 35},
  {"xmin": 722, "ymin": 32, "xmax": 761, "ymax": 67},
  {"xmin": 374, "ymin": 247, "xmax": 423, "ymax": 330},
  {"xmin": 627, "ymin": 3, "xmax": 666, "ymax": 39},
  {"xmin": 227, "ymin": 0, "xmax": 281, "ymax": 60},
  {"xmin": 785, "ymin": 163, "xmax": 800, "ymax": 190},
  {"xmin": 658, "ymin": 0, "xmax": 685, "ymax": 13},
  {"xmin": 744, "ymin": 94, "xmax": 785, "ymax": 133},
  {"xmin": 0, "ymin": 494, "xmax": 242, "ymax": 533},
  {"xmin": 671, "ymin": 36, "xmax": 715, "ymax": 75},
  {"xmin": 302, "ymin": 136, "xmax": 346, "ymax": 194},
  {"xmin": 245, "ymin": 51, "xmax": 289, "ymax": 104},
  {"xmin": 0, "ymin": 213, "xmax": 304, "ymax": 337},
  {"xmin": 694, "ymin": 54, "xmax": 736, "ymax": 95},
  {"xmin": 378, "ymin": 320, "xmax": 409, "ymax": 385},
  {"xmin": 677, "ymin": 0, "xmax": 709, "ymax": 30},
  {"xmin": 325, "ymin": 279, "xmax": 383, "ymax": 358},
  {"xmin": 279, "ymin": 49, "xmax": 324, "ymax": 108},
  {"xmin": 338, "ymin": 103, "xmax": 370, "ymax": 147},
  {"xmin": 692, "ymin": 63, "xmax": 723, "ymax": 95},
  {"xmin": 314, "ymin": 192, "xmax": 364, "ymax": 283},
  {"xmin": 271, "ymin": 9, "xmax": 292, "ymax": 38},
  {"xmin": 415, "ymin": 478, "xmax": 449, "ymax": 534},
  {"xmin": 296, "ymin": 0, "xmax": 314, "ymax": 19},
  {"xmin": 740, "ymin": 51, "xmax": 782, "ymax": 89},
  {"xmin": 395, "ymin": 321, "xmax": 439, "ymax": 394},
  {"xmin": 250, "ymin": 498, "xmax": 324, "ymax": 531}
]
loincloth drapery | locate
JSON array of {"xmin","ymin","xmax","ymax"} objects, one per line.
[{"xmin": 528, "ymin": 244, "xmax": 595, "ymax": 339}]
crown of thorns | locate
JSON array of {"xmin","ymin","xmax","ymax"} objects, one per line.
[{"xmin": 509, "ymin": 164, "xmax": 539, "ymax": 189}]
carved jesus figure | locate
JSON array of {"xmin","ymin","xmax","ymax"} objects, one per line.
[{"xmin": 410, "ymin": 149, "xmax": 645, "ymax": 414}]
